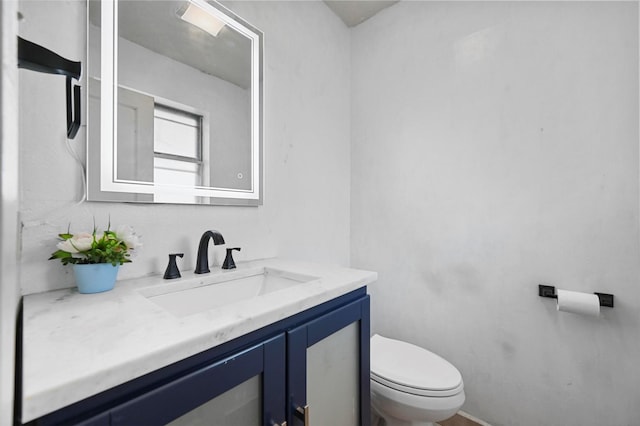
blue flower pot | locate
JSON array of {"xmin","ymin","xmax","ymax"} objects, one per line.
[{"xmin": 73, "ymin": 263, "xmax": 120, "ymax": 294}]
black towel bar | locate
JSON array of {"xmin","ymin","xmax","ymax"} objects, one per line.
[{"xmin": 17, "ymin": 36, "xmax": 82, "ymax": 139}]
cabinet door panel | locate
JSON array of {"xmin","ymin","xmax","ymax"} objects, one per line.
[
  {"xmin": 287, "ymin": 325, "xmax": 308, "ymax": 426},
  {"xmin": 166, "ymin": 375, "xmax": 261, "ymax": 426},
  {"xmin": 307, "ymin": 322, "xmax": 359, "ymax": 425},
  {"xmin": 263, "ymin": 332, "xmax": 287, "ymax": 425},
  {"xmin": 111, "ymin": 334, "xmax": 285, "ymax": 426},
  {"xmin": 72, "ymin": 412, "xmax": 110, "ymax": 426},
  {"xmin": 306, "ymin": 299, "xmax": 361, "ymax": 347},
  {"xmin": 287, "ymin": 296, "xmax": 370, "ymax": 426}
]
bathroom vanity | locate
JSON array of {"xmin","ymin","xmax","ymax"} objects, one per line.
[
  {"xmin": 19, "ymin": 259, "xmax": 376, "ymax": 425},
  {"xmin": 19, "ymin": 4, "xmax": 369, "ymax": 422}
]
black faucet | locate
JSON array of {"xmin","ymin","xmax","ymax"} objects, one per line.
[{"xmin": 194, "ymin": 230, "xmax": 225, "ymax": 274}]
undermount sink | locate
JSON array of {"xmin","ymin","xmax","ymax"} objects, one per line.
[{"xmin": 140, "ymin": 267, "xmax": 319, "ymax": 317}]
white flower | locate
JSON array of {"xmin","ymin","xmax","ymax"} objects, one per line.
[
  {"xmin": 114, "ymin": 225, "xmax": 142, "ymax": 250},
  {"xmin": 56, "ymin": 232, "xmax": 94, "ymax": 253}
]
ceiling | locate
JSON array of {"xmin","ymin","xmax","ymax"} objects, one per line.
[
  {"xmin": 91, "ymin": 0, "xmax": 399, "ymax": 89},
  {"xmin": 90, "ymin": 0, "xmax": 252, "ymax": 89},
  {"xmin": 324, "ymin": 0, "xmax": 400, "ymax": 27}
]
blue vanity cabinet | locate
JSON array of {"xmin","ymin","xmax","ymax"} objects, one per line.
[{"xmin": 26, "ymin": 289, "xmax": 370, "ymax": 426}]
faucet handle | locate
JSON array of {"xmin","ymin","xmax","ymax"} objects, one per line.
[
  {"xmin": 222, "ymin": 247, "xmax": 241, "ymax": 270},
  {"xmin": 163, "ymin": 253, "xmax": 184, "ymax": 279}
]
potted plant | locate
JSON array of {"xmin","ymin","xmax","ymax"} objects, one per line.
[{"xmin": 49, "ymin": 223, "xmax": 141, "ymax": 294}]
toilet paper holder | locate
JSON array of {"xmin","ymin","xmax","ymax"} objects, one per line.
[{"xmin": 538, "ymin": 285, "xmax": 614, "ymax": 308}]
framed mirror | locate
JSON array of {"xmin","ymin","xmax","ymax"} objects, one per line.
[{"xmin": 87, "ymin": 0, "xmax": 263, "ymax": 205}]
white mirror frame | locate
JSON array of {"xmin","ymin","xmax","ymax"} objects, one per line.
[{"xmin": 89, "ymin": 0, "xmax": 263, "ymax": 205}]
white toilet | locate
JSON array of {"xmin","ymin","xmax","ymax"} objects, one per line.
[{"xmin": 370, "ymin": 334, "xmax": 465, "ymax": 426}]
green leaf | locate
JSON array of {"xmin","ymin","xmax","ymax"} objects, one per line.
[
  {"xmin": 49, "ymin": 250, "xmax": 72, "ymax": 260},
  {"xmin": 51, "ymin": 250, "xmax": 72, "ymax": 258}
]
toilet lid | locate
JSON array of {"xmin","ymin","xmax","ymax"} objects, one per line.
[{"xmin": 370, "ymin": 334, "xmax": 463, "ymax": 397}]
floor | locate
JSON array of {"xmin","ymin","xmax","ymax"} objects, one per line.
[
  {"xmin": 438, "ymin": 412, "xmax": 491, "ymax": 426},
  {"xmin": 375, "ymin": 410, "xmax": 490, "ymax": 426}
]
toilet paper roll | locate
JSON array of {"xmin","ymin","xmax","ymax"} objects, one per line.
[{"xmin": 556, "ymin": 289, "xmax": 600, "ymax": 317}]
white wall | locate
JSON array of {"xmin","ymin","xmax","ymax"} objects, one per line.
[
  {"xmin": 352, "ymin": 2, "xmax": 639, "ymax": 426},
  {"xmin": 18, "ymin": 1, "xmax": 640, "ymax": 425},
  {"xmin": 0, "ymin": 1, "xmax": 20, "ymax": 424},
  {"xmin": 18, "ymin": 0, "xmax": 351, "ymax": 295}
]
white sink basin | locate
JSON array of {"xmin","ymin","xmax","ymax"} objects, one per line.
[{"xmin": 140, "ymin": 267, "xmax": 319, "ymax": 317}]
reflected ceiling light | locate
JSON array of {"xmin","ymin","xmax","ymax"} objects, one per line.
[{"xmin": 177, "ymin": 1, "xmax": 225, "ymax": 37}]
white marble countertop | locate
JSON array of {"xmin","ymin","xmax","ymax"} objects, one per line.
[{"xmin": 22, "ymin": 258, "xmax": 377, "ymax": 422}]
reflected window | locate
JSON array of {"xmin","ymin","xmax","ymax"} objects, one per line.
[{"xmin": 153, "ymin": 105, "xmax": 204, "ymax": 203}]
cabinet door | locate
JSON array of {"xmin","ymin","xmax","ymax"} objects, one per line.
[
  {"xmin": 287, "ymin": 296, "xmax": 370, "ymax": 426},
  {"xmin": 110, "ymin": 334, "xmax": 286, "ymax": 426}
]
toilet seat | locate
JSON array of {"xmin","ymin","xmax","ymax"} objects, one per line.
[{"xmin": 371, "ymin": 334, "xmax": 463, "ymax": 398}]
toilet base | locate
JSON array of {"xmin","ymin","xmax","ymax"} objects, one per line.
[{"xmin": 371, "ymin": 379, "xmax": 464, "ymax": 426}]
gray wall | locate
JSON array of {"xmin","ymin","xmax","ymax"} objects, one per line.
[
  {"xmin": 15, "ymin": 1, "xmax": 640, "ymax": 425},
  {"xmin": 18, "ymin": 0, "xmax": 351, "ymax": 295},
  {"xmin": 0, "ymin": 1, "xmax": 19, "ymax": 424},
  {"xmin": 351, "ymin": 2, "xmax": 639, "ymax": 425}
]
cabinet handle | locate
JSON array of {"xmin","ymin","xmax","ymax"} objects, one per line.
[
  {"xmin": 271, "ymin": 422, "xmax": 286, "ymax": 426},
  {"xmin": 294, "ymin": 405, "xmax": 309, "ymax": 425}
]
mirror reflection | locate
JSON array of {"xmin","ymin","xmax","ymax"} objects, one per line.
[{"xmin": 87, "ymin": 0, "xmax": 263, "ymax": 205}]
